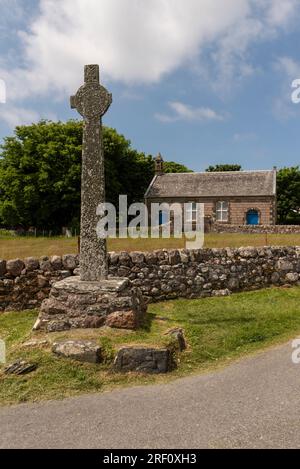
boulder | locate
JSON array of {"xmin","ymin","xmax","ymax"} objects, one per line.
[
  {"xmin": 37, "ymin": 275, "xmax": 48, "ymax": 288},
  {"xmin": 114, "ymin": 347, "xmax": 171, "ymax": 373},
  {"xmin": 238, "ymin": 247, "xmax": 257, "ymax": 258},
  {"xmin": 40, "ymin": 257, "xmax": 52, "ymax": 272},
  {"xmin": 144, "ymin": 252, "xmax": 158, "ymax": 265},
  {"xmin": 24, "ymin": 257, "xmax": 39, "ymax": 272},
  {"xmin": 21, "ymin": 339, "xmax": 49, "ymax": 348},
  {"xmin": 6, "ymin": 259, "xmax": 25, "ymax": 277},
  {"xmin": 109, "ymin": 252, "xmax": 119, "ymax": 265},
  {"xmin": 164, "ymin": 328, "xmax": 187, "ymax": 352},
  {"xmin": 168, "ymin": 250, "xmax": 181, "ymax": 265},
  {"xmin": 271, "ymin": 272, "xmax": 280, "ymax": 284},
  {"xmin": 119, "ymin": 251, "xmax": 131, "ymax": 265},
  {"xmin": 130, "ymin": 252, "xmax": 145, "ymax": 265},
  {"xmin": 286, "ymin": 272, "xmax": 299, "ymax": 283},
  {"xmin": 276, "ymin": 259, "xmax": 294, "ymax": 271},
  {"xmin": 52, "ymin": 340, "xmax": 102, "ymax": 364},
  {"xmin": 212, "ymin": 289, "xmax": 231, "ymax": 297},
  {"xmin": 50, "ymin": 255, "xmax": 62, "ymax": 270},
  {"xmin": 62, "ymin": 254, "xmax": 77, "ymax": 270}
]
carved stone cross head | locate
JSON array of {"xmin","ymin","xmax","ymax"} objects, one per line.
[{"xmin": 70, "ymin": 64, "xmax": 112, "ymax": 121}]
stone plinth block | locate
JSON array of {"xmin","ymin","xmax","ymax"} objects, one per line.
[
  {"xmin": 114, "ymin": 347, "xmax": 171, "ymax": 374},
  {"xmin": 52, "ymin": 340, "xmax": 102, "ymax": 364},
  {"xmin": 34, "ymin": 276, "xmax": 147, "ymax": 333}
]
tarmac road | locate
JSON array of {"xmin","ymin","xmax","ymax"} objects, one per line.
[{"xmin": 0, "ymin": 340, "xmax": 299, "ymax": 449}]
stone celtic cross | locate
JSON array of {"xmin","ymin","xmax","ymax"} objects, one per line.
[{"xmin": 71, "ymin": 65, "xmax": 112, "ymax": 281}]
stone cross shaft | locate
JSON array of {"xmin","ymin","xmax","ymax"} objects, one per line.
[{"xmin": 71, "ymin": 65, "xmax": 112, "ymax": 281}]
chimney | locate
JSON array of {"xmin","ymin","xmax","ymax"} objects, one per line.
[{"xmin": 155, "ymin": 153, "xmax": 164, "ymax": 175}]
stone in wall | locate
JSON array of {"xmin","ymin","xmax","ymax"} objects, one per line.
[
  {"xmin": 24, "ymin": 257, "xmax": 39, "ymax": 272},
  {"xmin": 6, "ymin": 259, "xmax": 24, "ymax": 277}
]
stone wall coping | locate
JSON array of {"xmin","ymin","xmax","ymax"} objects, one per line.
[
  {"xmin": 215, "ymin": 224, "xmax": 300, "ymax": 228},
  {"xmin": 0, "ymin": 246, "xmax": 299, "ymax": 279},
  {"xmin": 212, "ymin": 223, "xmax": 300, "ymax": 234}
]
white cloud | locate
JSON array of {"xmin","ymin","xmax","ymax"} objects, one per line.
[
  {"xmin": 272, "ymin": 96, "xmax": 296, "ymax": 120},
  {"xmin": 0, "ymin": 0, "xmax": 299, "ymax": 126},
  {"xmin": 275, "ymin": 56, "xmax": 300, "ymax": 78},
  {"xmin": 233, "ymin": 132, "xmax": 257, "ymax": 142},
  {"xmin": 0, "ymin": 79, "xmax": 6, "ymax": 103},
  {"xmin": 155, "ymin": 101, "xmax": 225, "ymax": 123},
  {"xmin": 1, "ymin": 0, "xmax": 249, "ymax": 97},
  {"xmin": 208, "ymin": 0, "xmax": 299, "ymax": 94},
  {"xmin": 266, "ymin": 0, "xmax": 298, "ymax": 27},
  {"xmin": 120, "ymin": 89, "xmax": 143, "ymax": 101},
  {"xmin": 0, "ymin": 105, "xmax": 40, "ymax": 128}
]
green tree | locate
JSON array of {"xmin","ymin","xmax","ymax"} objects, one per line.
[
  {"xmin": 0, "ymin": 120, "xmax": 190, "ymax": 230},
  {"xmin": 276, "ymin": 167, "xmax": 300, "ymax": 224},
  {"xmin": 0, "ymin": 120, "xmax": 82, "ymax": 230},
  {"xmin": 164, "ymin": 161, "xmax": 192, "ymax": 173},
  {"xmin": 206, "ymin": 164, "xmax": 242, "ymax": 172}
]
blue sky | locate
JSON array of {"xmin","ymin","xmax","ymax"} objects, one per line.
[{"xmin": 0, "ymin": 0, "xmax": 300, "ymax": 171}]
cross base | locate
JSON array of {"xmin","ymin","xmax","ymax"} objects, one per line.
[{"xmin": 34, "ymin": 276, "xmax": 147, "ymax": 333}]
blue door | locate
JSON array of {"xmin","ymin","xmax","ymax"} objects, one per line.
[
  {"xmin": 246, "ymin": 210, "xmax": 259, "ymax": 225},
  {"xmin": 159, "ymin": 211, "xmax": 168, "ymax": 225}
]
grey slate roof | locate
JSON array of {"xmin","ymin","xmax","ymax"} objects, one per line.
[{"xmin": 145, "ymin": 170, "xmax": 276, "ymax": 198}]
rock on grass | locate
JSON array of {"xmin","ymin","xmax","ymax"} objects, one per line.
[
  {"xmin": 52, "ymin": 340, "xmax": 102, "ymax": 364},
  {"xmin": 113, "ymin": 347, "xmax": 172, "ymax": 373}
]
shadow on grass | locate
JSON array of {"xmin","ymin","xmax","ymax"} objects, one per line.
[
  {"xmin": 187, "ymin": 316, "xmax": 256, "ymax": 326},
  {"xmin": 140, "ymin": 312, "xmax": 156, "ymax": 332}
]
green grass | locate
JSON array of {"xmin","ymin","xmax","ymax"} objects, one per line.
[
  {"xmin": 1, "ymin": 286, "xmax": 300, "ymax": 406},
  {"xmin": 0, "ymin": 233, "xmax": 299, "ymax": 259}
]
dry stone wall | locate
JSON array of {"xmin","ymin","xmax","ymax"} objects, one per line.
[
  {"xmin": 0, "ymin": 247, "xmax": 300, "ymax": 312},
  {"xmin": 212, "ymin": 224, "xmax": 300, "ymax": 234}
]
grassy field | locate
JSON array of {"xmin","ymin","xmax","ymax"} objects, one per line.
[
  {"xmin": 0, "ymin": 233, "xmax": 299, "ymax": 259},
  {"xmin": 0, "ymin": 286, "xmax": 300, "ymax": 405}
]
